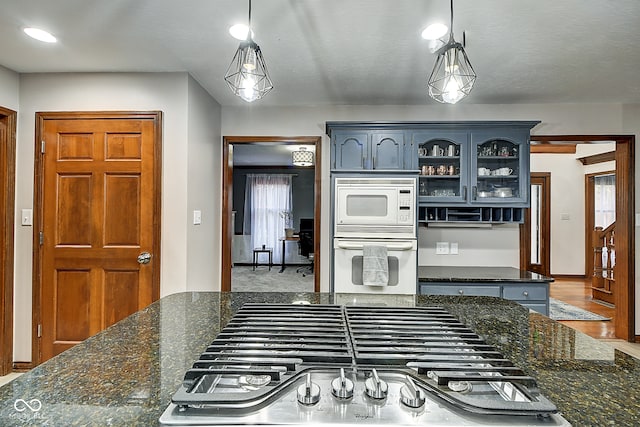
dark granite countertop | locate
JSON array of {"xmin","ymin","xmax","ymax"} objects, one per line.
[
  {"xmin": 1, "ymin": 292, "xmax": 636, "ymax": 426},
  {"xmin": 418, "ymin": 266, "xmax": 554, "ymax": 283}
]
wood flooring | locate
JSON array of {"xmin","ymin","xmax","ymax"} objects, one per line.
[{"xmin": 550, "ymin": 277, "xmax": 640, "ymax": 359}]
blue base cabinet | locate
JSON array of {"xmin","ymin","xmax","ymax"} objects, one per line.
[{"xmin": 419, "ymin": 281, "xmax": 549, "ymax": 315}]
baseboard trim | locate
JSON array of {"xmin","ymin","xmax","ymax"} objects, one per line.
[
  {"xmin": 13, "ymin": 362, "xmax": 33, "ymax": 372},
  {"xmin": 551, "ymin": 274, "xmax": 587, "ymax": 280}
]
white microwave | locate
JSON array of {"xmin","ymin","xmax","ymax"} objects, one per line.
[{"xmin": 334, "ymin": 177, "xmax": 416, "ymax": 238}]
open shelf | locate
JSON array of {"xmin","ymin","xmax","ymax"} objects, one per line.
[{"xmin": 419, "ymin": 206, "xmax": 524, "ymax": 224}]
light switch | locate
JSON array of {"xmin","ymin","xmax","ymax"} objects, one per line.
[
  {"xmin": 436, "ymin": 242, "xmax": 449, "ymax": 255},
  {"xmin": 21, "ymin": 209, "xmax": 32, "ymax": 226},
  {"xmin": 193, "ymin": 210, "xmax": 202, "ymax": 225},
  {"xmin": 560, "ymin": 213, "xmax": 570, "ymax": 220}
]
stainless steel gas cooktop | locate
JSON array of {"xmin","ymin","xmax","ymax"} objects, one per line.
[{"xmin": 160, "ymin": 303, "xmax": 571, "ymax": 426}]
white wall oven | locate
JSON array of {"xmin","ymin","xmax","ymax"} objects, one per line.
[
  {"xmin": 334, "ymin": 177, "xmax": 415, "ymax": 239},
  {"xmin": 333, "ymin": 176, "xmax": 418, "ymax": 294},
  {"xmin": 333, "ymin": 238, "xmax": 417, "ymax": 294}
]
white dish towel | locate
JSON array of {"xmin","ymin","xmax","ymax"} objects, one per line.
[{"xmin": 362, "ymin": 245, "xmax": 389, "ymax": 287}]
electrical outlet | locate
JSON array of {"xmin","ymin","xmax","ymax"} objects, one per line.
[
  {"xmin": 193, "ymin": 210, "xmax": 202, "ymax": 225},
  {"xmin": 450, "ymin": 242, "xmax": 459, "ymax": 254},
  {"xmin": 436, "ymin": 242, "xmax": 449, "ymax": 255}
]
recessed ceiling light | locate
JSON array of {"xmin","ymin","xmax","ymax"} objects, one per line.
[
  {"xmin": 229, "ymin": 24, "xmax": 254, "ymax": 41},
  {"xmin": 421, "ymin": 23, "xmax": 448, "ymax": 40},
  {"xmin": 24, "ymin": 27, "xmax": 57, "ymax": 43}
]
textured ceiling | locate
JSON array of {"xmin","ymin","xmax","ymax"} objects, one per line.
[{"xmin": 1, "ymin": 0, "xmax": 639, "ymax": 108}]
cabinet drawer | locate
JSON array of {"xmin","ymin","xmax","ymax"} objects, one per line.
[
  {"xmin": 502, "ymin": 285, "xmax": 547, "ymax": 301},
  {"xmin": 420, "ymin": 284, "xmax": 501, "ymax": 297}
]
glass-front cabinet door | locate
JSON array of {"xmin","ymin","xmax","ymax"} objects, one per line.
[
  {"xmin": 471, "ymin": 130, "xmax": 530, "ymax": 206},
  {"xmin": 414, "ymin": 131, "xmax": 469, "ymax": 204}
]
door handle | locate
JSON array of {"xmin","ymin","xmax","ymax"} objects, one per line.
[
  {"xmin": 336, "ymin": 242, "xmax": 414, "ymax": 250},
  {"xmin": 137, "ymin": 252, "xmax": 152, "ymax": 264}
]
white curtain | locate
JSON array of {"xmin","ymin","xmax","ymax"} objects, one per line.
[
  {"xmin": 243, "ymin": 174, "xmax": 293, "ymax": 263},
  {"xmin": 594, "ymin": 174, "xmax": 615, "ymax": 228}
]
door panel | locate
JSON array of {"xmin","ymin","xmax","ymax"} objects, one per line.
[
  {"xmin": 520, "ymin": 173, "xmax": 550, "ymax": 276},
  {"xmin": 37, "ymin": 112, "xmax": 161, "ymax": 362}
]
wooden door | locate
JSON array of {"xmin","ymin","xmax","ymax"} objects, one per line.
[
  {"xmin": 0, "ymin": 107, "xmax": 16, "ymax": 375},
  {"xmin": 35, "ymin": 112, "xmax": 161, "ymax": 363},
  {"xmin": 520, "ymin": 173, "xmax": 551, "ymax": 276}
]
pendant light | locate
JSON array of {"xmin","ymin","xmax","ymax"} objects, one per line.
[
  {"xmin": 427, "ymin": 0, "xmax": 476, "ymax": 104},
  {"xmin": 292, "ymin": 147, "xmax": 314, "ymax": 167},
  {"xmin": 224, "ymin": 0, "xmax": 273, "ymax": 102}
]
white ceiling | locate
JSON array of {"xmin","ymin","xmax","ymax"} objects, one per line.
[
  {"xmin": 2, "ymin": 1, "xmax": 638, "ymax": 165},
  {"xmin": 2, "ymin": 0, "xmax": 640, "ymax": 108}
]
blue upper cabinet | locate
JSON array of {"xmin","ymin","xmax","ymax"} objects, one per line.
[
  {"xmin": 332, "ymin": 131, "xmax": 370, "ymax": 170},
  {"xmin": 471, "ymin": 129, "xmax": 532, "ymax": 206},
  {"xmin": 371, "ymin": 131, "xmax": 406, "ymax": 170},
  {"xmin": 328, "ymin": 124, "xmax": 411, "ymax": 171},
  {"xmin": 413, "ymin": 130, "xmax": 469, "ymax": 204}
]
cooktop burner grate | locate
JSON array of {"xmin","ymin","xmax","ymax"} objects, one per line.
[{"xmin": 162, "ymin": 303, "xmax": 570, "ymax": 426}]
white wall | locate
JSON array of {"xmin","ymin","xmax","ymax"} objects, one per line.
[
  {"xmin": 14, "ymin": 72, "xmax": 222, "ymax": 362},
  {"xmin": 186, "ymin": 75, "xmax": 222, "ymax": 290},
  {"xmin": 418, "ymin": 224, "xmax": 520, "ymax": 267},
  {"xmin": 530, "ymin": 153, "xmax": 587, "ymax": 275},
  {"xmin": 529, "ymin": 143, "xmax": 616, "ymax": 276},
  {"xmin": 0, "ymin": 65, "xmax": 19, "ymax": 110}
]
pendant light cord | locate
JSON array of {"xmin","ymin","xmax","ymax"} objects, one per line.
[
  {"xmin": 248, "ymin": 0, "xmax": 252, "ymax": 32},
  {"xmin": 449, "ymin": 0, "xmax": 455, "ymax": 41}
]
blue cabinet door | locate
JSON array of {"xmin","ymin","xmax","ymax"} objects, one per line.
[
  {"xmin": 413, "ymin": 130, "xmax": 469, "ymax": 204},
  {"xmin": 471, "ymin": 129, "xmax": 530, "ymax": 207},
  {"xmin": 332, "ymin": 132, "xmax": 369, "ymax": 170},
  {"xmin": 371, "ymin": 131, "xmax": 406, "ymax": 170}
]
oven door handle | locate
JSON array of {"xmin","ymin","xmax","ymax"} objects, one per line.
[{"xmin": 335, "ymin": 242, "xmax": 414, "ymax": 250}]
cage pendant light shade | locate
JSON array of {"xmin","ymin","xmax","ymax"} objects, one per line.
[
  {"xmin": 225, "ymin": 40, "xmax": 273, "ymax": 102},
  {"xmin": 428, "ymin": 39, "xmax": 476, "ymax": 104},
  {"xmin": 292, "ymin": 147, "xmax": 314, "ymax": 166}
]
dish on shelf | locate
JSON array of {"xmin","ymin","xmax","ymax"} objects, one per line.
[{"xmin": 493, "ymin": 187, "xmax": 513, "ymax": 197}]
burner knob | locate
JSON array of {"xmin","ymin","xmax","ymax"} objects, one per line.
[
  {"xmin": 400, "ymin": 377, "xmax": 426, "ymax": 409},
  {"xmin": 364, "ymin": 369, "xmax": 388, "ymax": 400},
  {"xmin": 297, "ymin": 373, "xmax": 320, "ymax": 405},
  {"xmin": 331, "ymin": 368, "xmax": 354, "ymax": 400}
]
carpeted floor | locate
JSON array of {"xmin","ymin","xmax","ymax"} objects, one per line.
[
  {"xmin": 549, "ymin": 298, "xmax": 611, "ymax": 321},
  {"xmin": 231, "ymin": 265, "xmax": 314, "ymax": 292}
]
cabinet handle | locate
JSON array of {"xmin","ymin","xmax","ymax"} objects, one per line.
[
  {"xmin": 458, "ymin": 289, "xmax": 464, "ymax": 295},
  {"xmin": 523, "ymin": 291, "xmax": 529, "ymax": 297},
  {"xmin": 472, "ymin": 186, "xmax": 477, "ymax": 200},
  {"xmin": 462, "ymin": 186, "xmax": 467, "ymax": 200}
]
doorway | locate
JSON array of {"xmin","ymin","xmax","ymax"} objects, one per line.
[
  {"xmin": 0, "ymin": 106, "xmax": 16, "ymax": 376},
  {"xmin": 520, "ymin": 173, "xmax": 551, "ymax": 276},
  {"xmin": 585, "ymin": 172, "xmax": 616, "ymax": 279},
  {"xmin": 221, "ymin": 136, "xmax": 321, "ymax": 293},
  {"xmin": 33, "ymin": 111, "xmax": 162, "ymax": 364},
  {"xmin": 525, "ymin": 135, "xmax": 634, "ymax": 341}
]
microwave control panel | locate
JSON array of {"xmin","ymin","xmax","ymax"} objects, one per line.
[{"xmin": 398, "ymin": 188, "xmax": 414, "ymax": 223}]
